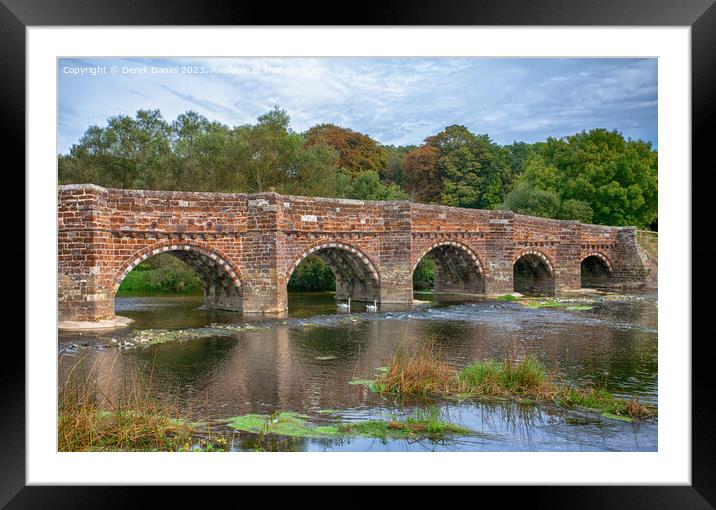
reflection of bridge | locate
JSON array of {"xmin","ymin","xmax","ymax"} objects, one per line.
[{"xmin": 58, "ymin": 184, "xmax": 648, "ymax": 323}]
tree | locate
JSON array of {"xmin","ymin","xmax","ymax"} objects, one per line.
[
  {"xmin": 304, "ymin": 124, "xmax": 386, "ymax": 175},
  {"xmin": 59, "ymin": 109, "xmax": 172, "ymax": 189},
  {"xmin": 344, "ymin": 170, "xmax": 408, "ymax": 201},
  {"xmin": 500, "ymin": 183, "xmax": 561, "ymax": 218},
  {"xmin": 557, "ymin": 199, "xmax": 594, "ymax": 223},
  {"xmin": 225, "ymin": 107, "xmax": 343, "ymax": 196},
  {"xmin": 426, "ymin": 125, "xmax": 510, "ymax": 209},
  {"xmin": 540, "ymin": 129, "xmax": 657, "ymax": 228},
  {"xmin": 169, "ymin": 111, "xmax": 236, "ymax": 191},
  {"xmin": 381, "ymin": 144, "xmax": 415, "ymax": 186},
  {"xmin": 402, "ymin": 145, "xmax": 441, "ymax": 202}
]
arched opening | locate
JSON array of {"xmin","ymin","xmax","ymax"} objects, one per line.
[
  {"xmin": 581, "ymin": 254, "xmax": 613, "ymax": 289},
  {"xmin": 286, "ymin": 244, "xmax": 380, "ymax": 309},
  {"xmin": 513, "ymin": 252, "xmax": 555, "ymax": 295},
  {"xmin": 115, "ymin": 245, "xmax": 243, "ymax": 311},
  {"xmin": 412, "ymin": 243, "xmax": 485, "ymax": 296}
]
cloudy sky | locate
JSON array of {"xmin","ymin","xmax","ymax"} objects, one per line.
[{"xmin": 58, "ymin": 57, "xmax": 657, "ymax": 154}]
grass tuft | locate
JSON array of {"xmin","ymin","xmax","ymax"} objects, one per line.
[
  {"xmin": 376, "ymin": 339, "xmax": 454, "ymax": 396},
  {"xmin": 367, "ymin": 340, "xmax": 656, "ymax": 421},
  {"xmin": 459, "ymin": 355, "xmax": 550, "ymax": 396},
  {"xmin": 58, "ymin": 355, "xmax": 194, "ymax": 451}
]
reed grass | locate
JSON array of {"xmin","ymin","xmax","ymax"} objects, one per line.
[
  {"xmin": 58, "ymin": 354, "xmax": 194, "ymax": 451},
  {"xmin": 376, "ymin": 339, "xmax": 454, "ymax": 396},
  {"xmin": 371, "ymin": 340, "xmax": 655, "ymax": 421}
]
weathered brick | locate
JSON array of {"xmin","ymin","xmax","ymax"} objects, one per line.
[{"xmin": 57, "ymin": 185, "xmax": 648, "ymax": 322}]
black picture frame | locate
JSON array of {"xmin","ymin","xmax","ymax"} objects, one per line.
[{"xmin": 5, "ymin": 0, "xmax": 710, "ymax": 505}]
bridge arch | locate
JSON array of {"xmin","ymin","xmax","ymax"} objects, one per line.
[
  {"xmin": 412, "ymin": 241, "xmax": 485, "ymax": 295},
  {"xmin": 580, "ymin": 252, "xmax": 614, "ymax": 289},
  {"xmin": 513, "ymin": 249, "xmax": 555, "ymax": 295},
  {"xmin": 115, "ymin": 241, "xmax": 245, "ymax": 311},
  {"xmin": 286, "ymin": 242, "xmax": 380, "ymax": 302}
]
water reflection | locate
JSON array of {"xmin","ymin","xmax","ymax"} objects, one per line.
[{"xmin": 58, "ymin": 291, "xmax": 657, "ymax": 451}]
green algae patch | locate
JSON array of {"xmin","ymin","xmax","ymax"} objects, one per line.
[
  {"xmin": 227, "ymin": 414, "xmax": 271, "ymax": 434},
  {"xmin": 339, "ymin": 418, "xmax": 472, "ymax": 440},
  {"xmin": 556, "ymin": 387, "xmax": 655, "ymax": 421},
  {"xmin": 601, "ymin": 412, "xmax": 634, "ymax": 422},
  {"xmin": 497, "ymin": 294, "xmax": 519, "ymax": 301},
  {"xmin": 348, "ymin": 379, "xmax": 381, "ymax": 392},
  {"xmin": 226, "ymin": 409, "xmax": 474, "ymax": 441},
  {"xmin": 227, "ymin": 412, "xmax": 340, "ymax": 438},
  {"xmin": 566, "ymin": 305, "xmax": 593, "ymax": 311}
]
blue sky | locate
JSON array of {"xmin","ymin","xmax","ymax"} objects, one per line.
[{"xmin": 58, "ymin": 57, "xmax": 657, "ymax": 154}]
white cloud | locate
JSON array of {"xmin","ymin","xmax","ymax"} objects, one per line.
[{"xmin": 58, "ymin": 57, "xmax": 658, "ymax": 153}]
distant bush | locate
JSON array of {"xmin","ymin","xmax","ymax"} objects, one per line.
[
  {"xmin": 287, "ymin": 255, "xmax": 336, "ymax": 291},
  {"xmin": 117, "ymin": 254, "xmax": 203, "ymax": 294},
  {"xmin": 412, "ymin": 256, "xmax": 435, "ymax": 291}
]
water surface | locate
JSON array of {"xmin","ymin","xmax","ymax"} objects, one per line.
[{"xmin": 58, "ymin": 291, "xmax": 658, "ymax": 452}]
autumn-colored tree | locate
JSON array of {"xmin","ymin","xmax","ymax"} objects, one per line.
[
  {"xmin": 304, "ymin": 123, "xmax": 386, "ymax": 175},
  {"xmin": 402, "ymin": 145, "xmax": 441, "ymax": 202}
]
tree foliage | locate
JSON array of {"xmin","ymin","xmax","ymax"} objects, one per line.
[
  {"xmin": 502, "ymin": 129, "xmax": 657, "ymax": 227},
  {"xmin": 287, "ymin": 255, "xmax": 336, "ymax": 291},
  {"xmin": 304, "ymin": 123, "xmax": 386, "ymax": 176},
  {"xmin": 539, "ymin": 129, "xmax": 657, "ymax": 227},
  {"xmin": 59, "ymin": 110, "xmax": 656, "ymax": 229},
  {"xmin": 402, "ymin": 145, "xmax": 441, "ymax": 202}
]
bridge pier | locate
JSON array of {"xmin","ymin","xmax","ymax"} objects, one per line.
[{"xmin": 57, "ymin": 185, "xmax": 648, "ymax": 327}]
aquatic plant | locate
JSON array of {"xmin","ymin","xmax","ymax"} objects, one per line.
[
  {"xmin": 58, "ymin": 355, "xmax": 194, "ymax": 451},
  {"xmin": 227, "ymin": 407, "xmax": 472, "ymax": 440},
  {"xmin": 367, "ymin": 342, "xmax": 656, "ymax": 421},
  {"xmin": 228, "ymin": 412, "xmax": 340, "ymax": 438},
  {"xmin": 376, "ymin": 339, "xmax": 454, "ymax": 396},
  {"xmin": 556, "ymin": 386, "xmax": 654, "ymax": 421},
  {"xmin": 459, "ymin": 355, "xmax": 549, "ymax": 396}
]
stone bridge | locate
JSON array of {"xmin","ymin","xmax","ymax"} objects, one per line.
[{"xmin": 58, "ymin": 184, "xmax": 648, "ymax": 324}]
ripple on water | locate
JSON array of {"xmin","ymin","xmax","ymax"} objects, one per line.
[{"xmin": 58, "ymin": 293, "xmax": 657, "ymax": 452}]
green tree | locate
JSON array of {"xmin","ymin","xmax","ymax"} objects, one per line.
[
  {"xmin": 59, "ymin": 109, "xmax": 172, "ymax": 189},
  {"xmin": 426, "ymin": 125, "xmax": 510, "ymax": 209},
  {"xmin": 381, "ymin": 144, "xmax": 415, "ymax": 186},
  {"xmin": 557, "ymin": 199, "xmax": 594, "ymax": 223},
  {"xmin": 500, "ymin": 183, "xmax": 561, "ymax": 218},
  {"xmin": 540, "ymin": 129, "xmax": 657, "ymax": 227},
  {"xmin": 345, "ymin": 171, "xmax": 408, "ymax": 201},
  {"xmin": 169, "ymin": 111, "xmax": 236, "ymax": 191},
  {"xmin": 287, "ymin": 255, "xmax": 336, "ymax": 291}
]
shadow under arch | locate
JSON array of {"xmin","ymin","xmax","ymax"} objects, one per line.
[
  {"xmin": 114, "ymin": 241, "xmax": 244, "ymax": 311},
  {"xmin": 513, "ymin": 249, "xmax": 555, "ymax": 295},
  {"xmin": 581, "ymin": 252, "xmax": 614, "ymax": 289},
  {"xmin": 286, "ymin": 242, "xmax": 380, "ymax": 303},
  {"xmin": 412, "ymin": 241, "xmax": 485, "ymax": 296}
]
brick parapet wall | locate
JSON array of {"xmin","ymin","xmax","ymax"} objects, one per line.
[{"xmin": 58, "ymin": 184, "xmax": 647, "ymax": 321}]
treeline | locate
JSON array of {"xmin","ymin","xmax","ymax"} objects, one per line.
[{"xmin": 59, "ymin": 107, "xmax": 657, "ymax": 229}]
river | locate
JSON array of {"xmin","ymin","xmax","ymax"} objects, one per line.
[{"xmin": 58, "ymin": 291, "xmax": 658, "ymax": 452}]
